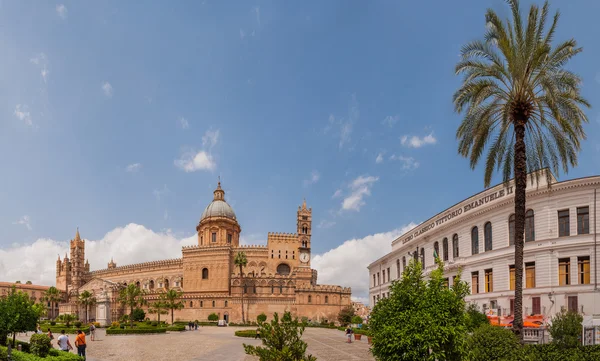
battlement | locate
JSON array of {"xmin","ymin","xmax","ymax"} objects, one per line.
[
  {"xmin": 91, "ymin": 258, "xmax": 182, "ymax": 274},
  {"xmin": 236, "ymin": 245, "xmax": 268, "ymax": 249},
  {"xmin": 267, "ymin": 232, "xmax": 298, "ymax": 242},
  {"xmin": 182, "ymin": 244, "xmax": 232, "ymax": 251},
  {"xmin": 295, "ymin": 284, "xmax": 352, "ymax": 294}
]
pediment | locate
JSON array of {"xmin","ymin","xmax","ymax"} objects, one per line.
[{"xmin": 78, "ymin": 277, "xmax": 121, "ymax": 295}]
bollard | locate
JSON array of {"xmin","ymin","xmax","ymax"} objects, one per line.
[{"xmin": 17, "ymin": 344, "xmax": 22, "ymax": 351}]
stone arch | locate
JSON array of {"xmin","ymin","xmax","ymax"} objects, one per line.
[
  {"xmin": 276, "ymin": 263, "xmax": 291, "ymax": 276},
  {"xmin": 202, "ymin": 268, "xmax": 209, "ymax": 279}
]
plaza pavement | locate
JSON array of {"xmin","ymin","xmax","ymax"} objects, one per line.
[{"xmin": 18, "ymin": 327, "xmax": 374, "ymax": 361}]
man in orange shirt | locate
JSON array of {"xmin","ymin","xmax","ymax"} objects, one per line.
[{"xmin": 74, "ymin": 329, "xmax": 86, "ymax": 360}]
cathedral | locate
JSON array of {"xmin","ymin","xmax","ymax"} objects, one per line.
[{"xmin": 56, "ymin": 183, "xmax": 352, "ymax": 325}]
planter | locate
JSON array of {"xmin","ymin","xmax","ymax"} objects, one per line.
[
  {"xmin": 354, "ymin": 334, "xmax": 362, "ymax": 341},
  {"xmin": 367, "ymin": 336, "xmax": 372, "ymax": 344}
]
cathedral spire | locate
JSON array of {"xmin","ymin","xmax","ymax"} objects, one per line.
[
  {"xmin": 74, "ymin": 227, "xmax": 81, "ymax": 242},
  {"xmin": 213, "ymin": 178, "xmax": 225, "ymax": 201},
  {"xmin": 302, "ymin": 198, "xmax": 307, "ymax": 210}
]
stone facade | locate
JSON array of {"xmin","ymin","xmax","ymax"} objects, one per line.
[
  {"xmin": 0, "ymin": 282, "xmax": 64, "ymax": 319},
  {"xmin": 58, "ymin": 183, "xmax": 351, "ymax": 325}
]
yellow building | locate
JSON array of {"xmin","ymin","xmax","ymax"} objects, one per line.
[{"xmin": 57, "ymin": 183, "xmax": 351, "ymax": 325}]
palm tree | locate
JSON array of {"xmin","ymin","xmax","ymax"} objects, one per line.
[
  {"xmin": 77, "ymin": 290, "xmax": 96, "ymax": 323},
  {"xmin": 41, "ymin": 286, "xmax": 63, "ymax": 320},
  {"xmin": 148, "ymin": 292, "xmax": 168, "ymax": 324},
  {"xmin": 234, "ymin": 251, "xmax": 248, "ymax": 324},
  {"xmin": 118, "ymin": 284, "xmax": 147, "ymax": 327},
  {"xmin": 454, "ymin": 0, "xmax": 589, "ymax": 340},
  {"xmin": 163, "ymin": 289, "xmax": 184, "ymax": 325}
]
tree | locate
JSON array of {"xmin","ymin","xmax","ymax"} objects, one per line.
[
  {"xmin": 25, "ymin": 281, "xmax": 32, "ymax": 285},
  {"xmin": 0, "ymin": 286, "xmax": 39, "ymax": 347},
  {"xmin": 77, "ymin": 290, "xmax": 96, "ymax": 323},
  {"xmin": 351, "ymin": 315, "xmax": 363, "ymax": 325},
  {"xmin": 549, "ymin": 310, "xmax": 583, "ymax": 348},
  {"xmin": 118, "ymin": 284, "xmax": 147, "ymax": 327},
  {"xmin": 163, "ymin": 289, "xmax": 184, "ymax": 325},
  {"xmin": 208, "ymin": 313, "xmax": 219, "ymax": 322},
  {"xmin": 465, "ymin": 303, "xmax": 490, "ymax": 332},
  {"xmin": 369, "ymin": 260, "xmax": 470, "ymax": 361},
  {"xmin": 337, "ymin": 305, "xmax": 355, "ymax": 326},
  {"xmin": 148, "ymin": 294, "xmax": 168, "ymax": 324},
  {"xmin": 15, "ymin": 281, "xmax": 21, "ymax": 284},
  {"xmin": 453, "ymin": 0, "xmax": 589, "ymax": 340},
  {"xmin": 467, "ymin": 324, "xmax": 521, "ymax": 361},
  {"xmin": 41, "ymin": 286, "xmax": 63, "ymax": 320},
  {"xmin": 234, "ymin": 251, "xmax": 248, "ymax": 324},
  {"xmin": 243, "ymin": 311, "xmax": 316, "ymax": 361},
  {"xmin": 257, "ymin": 313, "xmax": 267, "ymax": 323},
  {"xmin": 61, "ymin": 313, "xmax": 77, "ymax": 327}
]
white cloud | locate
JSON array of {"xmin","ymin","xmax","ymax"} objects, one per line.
[
  {"xmin": 102, "ymin": 82, "xmax": 113, "ymax": 97},
  {"xmin": 375, "ymin": 153, "xmax": 384, "ymax": 164},
  {"xmin": 240, "ymin": 29, "xmax": 246, "ymax": 39},
  {"xmin": 317, "ymin": 220, "xmax": 336, "ymax": 229},
  {"xmin": 341, "ymin": 175, "xmax": 379, "ymax": 212},
  {"xmin": 126, "ymin": 163, "xmax": 142, "ymax": 173},
  {"xmin": 400, "ymin": 133, "xmax": 437, "ymax": 148},
  {"xmin": 381, "ymin": 115, "xmax": 399, "ymax": 128},
  {"xmin": 174, "ymin": 150, "xmax": 216, "ymax": 172},
  {"xmin": 312, "ymin": 223, "xmax": 417, "ymax": 304},
  {"xmin": 179, "ymin": 117, "xmax": 189, "ymax": 129},
  {"xmin": 389, "ymin": 155, "xmax": 420, "ymax": 170},
  {"xmin": 325, "ymin": 95, "xmax": 359, "ymax": 150},
  {"xmin": 14, "ymin": 104, "xmax": 33, "ymax": 127},
  {"xmin": 0, "ymin": 224, "xmax": 197, "ymax": 286},
  {"xmin": 56, "ymin": 4, "xmax": 67, "ymax": 19},
  {"xmin": 201, "ymin": 129, "xmax": 220, "ymax": 149},
  {"xmin": 30, "ymin": 53, "xmax": 49, "ymax": 83},
  {"xmin": 303, "ymin": 170, "xmax": 320, "ymax": 186},
  {"xmin": 332, "ymin": 189, "xmax": 343, "ymax": 199},
  {"xmin": 13, "ymin": 215, "xmax": 32, "ymax": 231},
  {"xmin": 153, "ymin": 185, "xmax": 171, "ymax": 201}
]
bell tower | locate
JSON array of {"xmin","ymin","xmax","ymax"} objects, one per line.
[{"xmin": 297, "ymin": 199, "xmax": 312, "ymax": 267}]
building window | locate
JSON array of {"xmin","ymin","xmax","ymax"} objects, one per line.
[
  {"xmin": 420, "ymin": 248, "xmax": 425, "ymax": 270},
  {"xmin": 212, "ymin": 300, "xmax": 215, "ymax": 307},
  {"xmin": 373, "ymin": 296, "xmax": 376, "ymax": 305},
  {"xmin": 532, "ymin": 297, "xmax": 541, "ymax": 315},
  {"xmin": 484, "ymin": 222, "xmax": 493, "ymax": 252},
  {"xmin": 373, "ymin": 274, "xmax": 376, "ymax": 287},
  {"xmin": 509, "ymin": 265, "xmax": 515, "ymax": 291},
  {"xmin": 484, "ymin": 269, "xmax": 493, "ymax": 293},
  {"xmin": 402, "ymin": 256, "xmax": 406, "ymax": 271},
  {"xmin": 271, "ymin": 285, "xmax": 274, "ymax": 294},
  {"xmin": 308, "ymin": 295, "xmax": 311, "ymax": 303},
  {"xmin": 225, "ymin": 300, "xmax": 228, "ymax": 307},
  {"xmin": 471, "ymin": 227, "xmax": 479, "ymax": 255},
  {"xmin": 525, "ymin": 209, "xmax": 535, "ymax": 242},
  {"xmin": 558, "ymin": 210, "xmax": 570, "ymax": 237},
  {"xmin": 200, "ymin": 236, "xmax": 203, "ymax": 245},
  {"xmin": 382, "ymin": 269, "xmax": 386, "ymax": 283},
  {"xmin": 452, "ymin": 234, "xmax": 459, "ymax": 258},
  {"xmin": 278, "ymin": 250, "xmax": 281, "ymax": 259},
  {"xmin": 279, "ymin": 285, "xmax": 283, "ymax": 294},
  {"xmin": 559, "ymin": 258, "xmax": 570, "ymax": 286},
  {"xmin": 443, "ymin": 278, "xmax": 449, "ymax": 288},
  {"xmin": 253, "ymin": 285, "xmax": 257, "ymax": 293},
  {"xmin": 434, "ymin": 241, "xmax": 440, "ymax": 260},
  {"xmin": 471, "ymin": 271, "xmax": 479, "ymax": 294},
  {"xmin": 189, "ymin": 301, "xmax": 193, "ymax": 307},
  {"xmin": 377, "ymin": 272, "xmax": 380, "ymax": 285},
  {"xmin": 227, "ymin": 234, "xmax": 232, "ymax": 243},
  {"xmin": 578, "ymin": 256, "xmax": 590, "ymax": 284},
  {"xmin": 292, "ymin": 251, "xmax": 295, "ymax": 260},
  {"xmin": 442, "ymin": 238, "xmax": 449, "ymax": 261},
  {"xmin": 509, "ymin": 214, "xmax": 515, "ymax": 245},
  {"xmin": 277, "ymin": 264, "xmax": 291, "ymax": 276},
  {"xmin": 325, "ymin": 296, "xmax": 329, "ymax": 304},
  {"xmin": 577, "ymin": 207, "xmax": 589, "ymax": 234},
  {"xmin": 271, "ymin": 251, "xmax": 274, "ymax": 259},
  {"xmin": 202, "ymin": 268, "xmax": 209, "ymax": 279},
  {"xmin": 212, "ymin": 232, "xmax": 217, "ymax": 243},
  {"xmin": 200, "ymin": 301, "xmax": 204, "ymax": 307},
  {"xmin": 568, "ymin": 296, "xmax": 578, "ymax": 313},
  {"xmin": 525, "ymin": 262, "xmax": 535, "ymax": 288},
  {"xmin": 396, "ymin": 259, "xmax": 401, "ymax": 279}
]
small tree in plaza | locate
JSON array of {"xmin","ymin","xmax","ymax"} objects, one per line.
[
  {"xmin": 337, "ymin": 305, "xmax": 355, "ymax": 326},
  {"xmin": 164, "ymin": 289, "xmax": 184, "ymax": 325},
  {"xmin": 351, "ymin": 315, "xmax": 363, "ymax": 325},
  {"xmin": 78, "ymin": 290, "xmax": 96, "ymax": 323},
  {"xmin": 118, "ymin": 284, "xmax": 147, "ymax": 327},
  {"xmin": 257, "ymin": 313, "xmax": 267, "ymax": 323},
  {"xmin": 234, "ymin": 251, "xmax": 248, "ymax": 324},
  {"xmin": 369, "ymin": 259, "xmax": 470, "ymax": 361},
  {"xmin": 243, "ymin": 311, "xmax": 316, "ymax": 361},
  {"xmin": 208, "ymin": 313, "xmax": 219, "ymax": 322},
  {"xmin": 0, "ymin": 286, "xmax": 40, "ymax": 347},
  {"xmin": 41, "ymin": 286, "xmax": 63, "ymax": 320},
  {"xmin": 549, "ymin": 309, "xmax": 583, "ymax": 348},
  {"xmin": 132, "ymin": 308, "xmax": 146, "ymax": 322}
]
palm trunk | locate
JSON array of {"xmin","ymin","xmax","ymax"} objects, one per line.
[
  {"xmin": 130, "ymin": 306, "xmax": 134, "ymax": 327},
  {"xmin": 85, "ymin": 304, "xmax": 88, "ymax": 324},
  {"xmin": 512, "ymin": 120, "xmax": 527, "ymax": 343},
  {"xmin": 171, "ymin": 308, "xmax": 174, "ymax": 325},
  {"xmin": 239, "ymin": 265, "xmax": 245, "ymax": 324},
  {"xmin": 157, "ymin": 310, "xmax": 160, "ymax": 324}
]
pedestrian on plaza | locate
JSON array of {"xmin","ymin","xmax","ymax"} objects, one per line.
[
  {"xmin": 345, "ymin": 326, "xmax": 353, "ymax": 343},
  {"xmin": 255, "ymin": 328, "xmax": 260, "ymax": 339},
  {"xmin": 57, "ymin": 330, "xmax": 73, "ymax": 352},
  {"xmin": 188, "ymin": 321, "xmax": 192, "ymax": 331},
  {"xmin": 89, "ymin": 323, "xmax": 96, "ymax": 341},
  {"xmin": 74, "ymin": 329, "xmax": 86, "ymax": 360},
  {"xmin": 47, "ymin": 329, "xmax": 54, "ymax": 346},
  {"xmin": 36, "ymin": 325, "xmax": 43, "ymax": 334},
  {"xmin": 194, "ymin": 321, "xmax": 198, "ymax": 330}
]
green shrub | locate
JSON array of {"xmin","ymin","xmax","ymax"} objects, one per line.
[
  {"xmin": 5, "ymin": 338, "xmax": 31, "ymax": 353},
  {"xmin": 73, "ymin": 321, "xmax": 82, "ymax": 328},
  {"xmin": 29, "ymin": 334, "xmax": 52, "ymax": 357},
  {"xmin": 235, "ymin": 329, "xmax": 257, "ymax": 338},
  {"xmin": 0, "ymin": 345, "xmax": 84, "ymax": 360},
  {"xmin": 351, "ymin": 315, "xmax": 363, "ymax": 325},
  {"xmin": 145, "ymin": 320, "xmax": 152, "ymax": 325},
  {"xmin": 132, "ymin": 308, "xmax": 146, "ymax": 322},
  {"xmin": 166, "ymin": 325, "xmax": 186, "ymax": 332},
  {"xmin": 49, "ymin": 321, "xmax": 56, "ymax": 326},
  {"xmin": 465, "ymin": 303, "xmax": 490, "ymax": 332},
  {"xmin": 151, "ymin": 321, "xmax": 158, "ymax": 327},
  {"xmin": 522, "ymin": 344, "xmax": 600, "ymax": 360},
  {"xmin": 549, "ymin": 310, "xmax": 583, "ymax": 349},
  {"xmin": 257, "ymin": 313, "xmax": 267, "ymax": 323},
  {"xmin": 467, "ymin": 325, "xmax": 520, "ymax": 361},
  {"xmin": 208, "ymin": 313, "xmax": 219, "ymax": 322},
  {"xmin": 106, "ymin": 328, "xmax": 167, "ymax": 335}
]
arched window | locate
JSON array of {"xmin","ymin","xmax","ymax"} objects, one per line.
[
  {"xmin": 149, "ymin": 280, "xmax": 154, "ymax": 290},
  {"xmin": 271, "ymin": 285, "xmax": 274, "ymax": 294},
  {"xmin": 433, "ymin": 242, "xmax": 440, "ymax": 260},
  {"xmin": 200, "ymin": 301, "xmax": 204, "ymax": 307},
  {"xmin": 308, "ymin": 295, "xmax": 312, "ymax": 303},
  {"xmin": 164, "ymin": 279, "xmax": 169, "ymax": 289},
  {"xmin": 396, "ymin": 259, "xmax": 401, "ymax": 278},
  {"xmin": 471, "ymin": 227, "xmax": 479, "ymax": 255},
  {"xmin": 442, "ymin": 238, "xmax": 449, "ymax": 261},
  {"xmin": 212, "ymin": 300, "xmax": 215, "ymax": 307},
  {"xmin": 484, "ymin": 222, "xmax": 493, "ymax": 252},
  {"xmin": 325, "ymin": 296, "xmax": 328, "ymax": 304},
  {"xmin": 509, "ymin": 214, "xmax": 515, "ymax": 245},
  {"xmin": 189, "ymin": 301, "xmax": 193, "ymax": 307},
  {"xmin": 525, "ymin": 209, "xmax": 535, "ymax": 242},
  {"xmin": 279, "ymin": 285, "xmax": 283, "ymax": 294},
  {"xmin": 276, "ymin": 263, "xmax": 291, "ymax": 276},
  {"xmin": 243, "ymin": 284, "xmax": 248, "ymax": 293},
  {"xmin": 202, "ymin": 268, "xmax": 209, "ymax": 279},
  {"xmin": 253, "ymin": 284, "xmax": 257, "ymax": 293},
  {"xmin": 452, "ymin": 234, "xmax": 459, "ymax": 258},
  {"xmin": 225, "ymin": 300, "xmax": 228, "ymax": 307},
  {"xmin": 135, "ymin": 281, "xmax": 140, "ymax": 288},
  {"xmin": 402, "ymin": 256, "xmax": 406, "ymax": 270},
  {"xmin": 420, "ymin": 248, "xmax": 425, "ymax": 270}
]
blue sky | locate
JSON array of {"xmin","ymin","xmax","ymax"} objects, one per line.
[{"xmin": 1, "ymin": 1, "xmax": 600, "ymax": 301}]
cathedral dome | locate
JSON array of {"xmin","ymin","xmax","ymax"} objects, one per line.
[{"xmin": 200, "ymin": 182, "xmax": 237, "ymax": 221}]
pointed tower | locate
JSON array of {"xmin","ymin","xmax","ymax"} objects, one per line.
[
  {"xmin": 108, "ymin": 258, "xmax": 117, "ymax": 269},
  {"xmin": 297, "ymin": 199, "xmax": 312, "ymax": 267},
  {"xmin": 69, "ymin": 228, "xmax": 87, "ymax": 290}
]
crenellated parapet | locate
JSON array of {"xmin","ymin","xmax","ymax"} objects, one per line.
[
  {"xmin": 267, "ymin": 232, "xmax": 298, "ymax": 243},
  {"xmin": 91, "ymin": 258, "xmax": 183, "ymax": 276},
  {"xmin": 295, "ymin": 284, "xmax": 352, "ymax": 294}
]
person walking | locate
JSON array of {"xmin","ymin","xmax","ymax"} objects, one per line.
[
  {"xmin": 74, "ymin": 329, "xmax": 86, "ymax": 360},
  {"xmin": 57, "ymin": 330, "xmax": 73, "ymax": 352},
  {"xmin": 47, "ymin": 329, "xmax": 54, "ymax": 346},
  {"xmin": 345, "ymin": 326, "xmax": 353, "ymax": 343},
  {"xmin": 255, "ymin": 328, "xmax": 260, "ymax": 339},
  {"xmin": 89, "ymin": 323, "xmax": 96, "ymax": 341}
]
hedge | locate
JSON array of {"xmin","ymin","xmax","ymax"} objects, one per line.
[
  {"xmin": 235, "ymin": 330, "xmax": 258, "ymax": 338},
  {"xmin": 106, "ymin": 328, "xmax": 167, "ymax": 335},
  {"xmin": 40, "ymin": 327, "xmax": 90, "ymax": 335},
  {"xmin": 521, "ymin": 344, "xmax": 600, "ymax": 361},
  {"xmin": 0, "ymin": 346, "xmax": 84, "ymax": 361},
  {"xmin": 5, "ymin": 338, "xmax": 31, "ymax": 352},
  {"xmin": 166, "ymin": 325, "xmax": 186, "ymax": 332}
]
